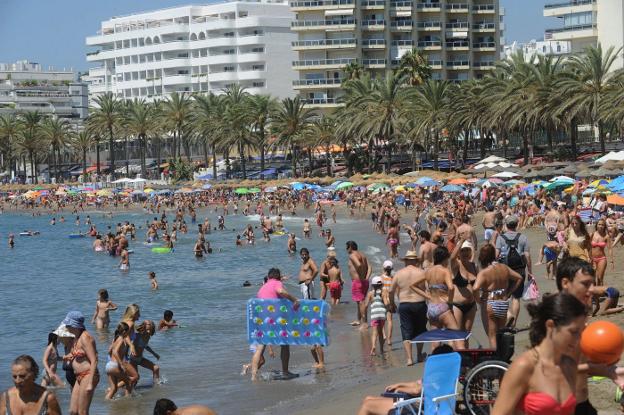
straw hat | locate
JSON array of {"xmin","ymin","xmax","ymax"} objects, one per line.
[{"xmin": 401, "ymin": 250, "xmax": 420, "ymax": 261}]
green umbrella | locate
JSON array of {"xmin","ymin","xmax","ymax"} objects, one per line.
[
  {"xmin": 335, "ymin": 181, "xmax": 354, "ymax": 190},
  {"xmin": 368, "ymin": 182, "xmax": 390, "ymax": 191},
  {"xmin": 248, "ymin": 187, "xmax": 261, "ymax": 194},
  {"xmin": 33, "ymin": 186, "xmax": 46, "ymax": 190},
  {"xmin": 235, "ymin": 187, "xmax": 250, "ymax": 195}
]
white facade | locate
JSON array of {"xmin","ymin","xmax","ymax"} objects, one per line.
[
  {"xmin": 503, "ymin": 39, "xmax": 572, "ymax": 60},
  {"xmin": 544, "ymin": 0, "xmax": 624, "ymax": 69},
  {"xmin": 0, "ymin": 60, "xmax": 88, "ymax": 119},
  {"xmin": 86, "ymin": 1, "xmax": 298, "ymax": 102}
]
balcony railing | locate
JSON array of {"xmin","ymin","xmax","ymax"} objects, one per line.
[
  {"xmin": 292, "ymin": 19, "xmax": 355, "ymax": 27},
  {"xmin": 446, "ymin": 40, "xmax": 469, "ymax": 48},
  {"xmin": 474, "ymin": 61, "xmax": 495, "ymax": 68},
  {"xmin": 545, "ymin": 23, "xmax": 596, "ymax": 34},
  {"xmin": 473, "ymin": 22, "xmax": 496, "ymax": 30},
  {"xmin": 293, "ymin": 78, "xmax": 342, "ymax": 86},
  {"xmin": 362, "ymin": 19, "xmax": 386, "ymax": 26},
  {"xmin": 416, "ymin": 2, "xmax": 441, "ymax": 9},
  {"xmin": 391, "ymin": 39, "xmax": 413, "ymax": 46},
  {"xmin": 361, "ymin": 0, "xmax": 385, "ymax": 6},
  {"xmin": 391, "ymin": 20, "xmax": 413, "ymax": 28},
  {"xmin": 428, "ymin": 60, "xmax": 443, "ymax": 66},
  {"xmin": 447, "ymin": 60, "xmax": 470, "ymax": 67},
  {"xmin": 472, "ymin": 4, "xmax": 495, "ymax": 11},
  {"xmin": 544, "ymin": 0, "xmax": 595, "ymax": 9},
  {"xmin": 292, "ymin": 58, "xmax": 356, "ymax": 67},
  {"xmin": 303, "ymin": 97, "xmax": 338, "ymax": 105},
  {"xmin": 290, "ymin": 0, "xmax": 354, "ymax": 7},
  {"xmin": 446, "ymin": 3, "xmax": 469, "ymax": 10},
  {"xmin": 446, "ymin": 22, "xmax": 469, "ymax": 29},
  {"xmin": 362, "ymin": 39, "xmax": 387, "ymax": 46},
  {"xmin": 362, "ymin": 59, "xmax": 387, "ymax": 66},
  {"xmin": 391, "ymin": 1, "xmax": 413, "ymax": 7},
  {"xmin": 292, "ymin": 38, "xmax": 357, "ymax": 47},
  {"xmin": 473, "ymin": 42, "xmax": 496, "ymax": 48},
  {"xmin": 417, "ymin": 40, "xmax": 442, "ymax": 47},
  {"xmin": 416, "ymin": 21, "xmax": 441, "ymax": 29}
]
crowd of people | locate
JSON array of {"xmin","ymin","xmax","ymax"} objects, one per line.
[{"xmin": 2, "ymin": 178, "xmax": 624, "ymax": 414}]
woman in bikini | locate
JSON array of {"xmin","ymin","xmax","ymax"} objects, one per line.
[
  {"xmin": 62, "ymin": 311, "xmax": 99, "ymax": 415},
  {"xmin": 450, "ymin": 237, "xmax": 477, "ymax": 348},
  {"xmin": 590, "ymin": 219, "xmax": 613, "ymax": 286},
  {"xmin": 104, "ymin": 322, "xmax": 137, "ymax": 399},
  {"xmin": 472, "ymin": 244, "xmax": 523, "ymax": 349},
  {"xmin": 91, "ymin": 289, "xmax": 118, "ymax": 329},
  {"xmin": 0, "ymin": 355, "xmax": 61, "ymax": 415},
  {"xmin": 493, "ymin": 293, "xmax": 586, "ymax": 415}
]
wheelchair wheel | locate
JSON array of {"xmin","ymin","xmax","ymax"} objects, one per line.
[{"xmin": 463, "ymin": 360, "xmax": 509, "ymax": 415}]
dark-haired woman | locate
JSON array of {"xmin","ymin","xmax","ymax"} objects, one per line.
[
  {"xmin": 492, "ymin": 293, "xmax": 587, "ymax": 415},
  {"xmin": 0, "ymin": 355, "xmax": 62, "ymax": 415}
]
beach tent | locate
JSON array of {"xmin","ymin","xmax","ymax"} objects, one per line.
[
  {"xmin": 264, "ymin": 186, "xmax": 277, "ymax": 193},
  {"xmin": 367, "ymin": 183, "xmax": 390, "ymax": 192},
  {"xmin": 549, "ymin": 176, "xmax": 575, "ymax": 183},
  {"xmin": 503, "ymin": 179, "xmax": 524, "ymax": 186}
]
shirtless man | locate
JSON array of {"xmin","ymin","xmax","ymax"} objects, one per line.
[
  {"xmin": 287, "ymin": 233, "xmax": 297, "ymax": 254},
  {"xmin": 482, "ymin": 205, "xmax": 497, "ymax": 242},
  {"xmin": 389, "ymin": 250, "xmax": 427, "ymax": 365},
  {"xmin": 262, "ymin": 216, "xmax": 273, "ymax": 242},
  {"xmin": 346, "ymin": 240, "xmax": 372, "ymax": 327},
  {"xmin": 417, "ymin": 230, "xmax": 436, "ymax": 269},
  {"xmin": 325, "ymin": 229, "xmax": 335, "ymax": 248},
  {"xmin": 303, "ymin": 219, "xmax": 311, "ymax": 238},
  {"xmin": 544, "ymin": 204, "xmax": 561, "ymax": 241},
  {"xmin": 275, "ymin": 214, "xmax": 284, "ymax": 231},
  {"xmin": 456, "ymin": 215, "xmax": 478, "ymax": 259},
  {"xmin": 298, "ymin": 248, "xmax": 318, "ymax": 299}
]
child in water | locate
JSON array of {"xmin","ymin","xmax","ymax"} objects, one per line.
[
  {"xmin": 149, "ymin": 271, "xmax": 159, "ymax": 290},
  {"xmin": 158, "ymin": 310, "xmax": 178, "ymax": 331},
  {"xmin": 41, "ymin": 333, "xmax": 63, "ymax": 387},
  {"xmin": 91, "ymin": 289, "xmax": 118, "ymax": 329}
]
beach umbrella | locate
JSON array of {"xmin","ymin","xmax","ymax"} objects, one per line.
[
  {"xmin": 291, "ymin": 182, "xmax": 306, "ymax": 191},
  {"xmin": 415, "ymin": 177, "xmax": 440, "ymax": 187},
  {"xmin": 335, "ymin": 181, "xmax": 354, "ymax": 190},
  {"xmin": 394, "ymin": 185, "xmax": 407, "ymax": 192},
  {"xmin": 607, "ymin": 194, "xmax": 624, "ymax": 206},
  {"xmin": 96, "ymin": 189, "xmax": 112, "ymax": 197},
  {"xmin": 440, "ymin": 184, "xmax": 464, "ymax": 192},
  {"xmin": 503, "ymin": 179, "xmax": 524, "ymax": 186},
  {"xmin": 249, "ymin": 187, "xmax": 261, "ymax": 194},
  {"xmin": 549, "ymin": 176, "xmax": 575, "ymax": 183},
  {"xmin": 448, "ymin": 178, "xmax": 469, "ymax": 185},
  {"xmin": 144, "ymin": 188, "xmax": 155, "ymax": 194},
  {"xmin": 235, "ymin": 187, "xmax": 250, "ymax": 195},
  {"xmin": 405, "ymin": 183, "xmax": 418, "ymax": 189},
  {"xmin": 492, "ymin": 171, "xmax": 520, "ymax": 178},
  {"xmin": 202, "ymin": 184, "xmax": 212, "ymax": 190},
  {"xmin": 264, "ymin": 186, "xmax": 277, "ymax": 193},
  {"xmin": 329, "ymin": 180, "xmax": 343, "ymax": 188},
  {"xmin": 368, "ymin": 183, "xmax": 390, "ymax": 191},
  {"xmin": 33, "ymin": 186, "xmax": 46, "ymax": 191}
]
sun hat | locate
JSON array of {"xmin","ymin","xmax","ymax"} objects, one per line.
[
  {"xmin": 371, "ymin": 276, "xmax": 383, "ymax": 285},
  {"xmin": 62, "ymin": 311, "xmax": 85, "ymax": 330},
  {"xmin": 460, "ymin": 240, "xmax": 473, "ymax": 251},
  {"xmin": 52, "ymin": 324, "xmax": 75, "ymax": 338},
  {"xmin": 401, "ymin": 250, "xmax": 420, "ymax": 261},
  {"xmin": 383, "ymin": 260, "xmax": 394, "ymax": 269}
]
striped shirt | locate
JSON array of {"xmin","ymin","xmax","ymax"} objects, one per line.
[{"xmin": 370, "ymin": 289, "xmax": 387, "ymax": 321}]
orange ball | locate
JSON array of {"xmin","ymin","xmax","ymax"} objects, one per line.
[{"xmin": 580, "ymin": 321, "xmax": 624, "ymax": 365}]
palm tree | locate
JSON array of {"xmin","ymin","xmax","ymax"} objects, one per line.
[
  {"xmin": 271, "ymin": 97, "xmax": 314, "ymax": 178},
  {"xmin": 222, "ymin": 85, "xmax": 252, "ymax": 178},
  {"xmin": 42, "ymin": 117, "xmax": 71, "ymax": 182},
  {"xmin": 90, "ymin": 92, "xmax": 123, "ymax": 176},
  {"xmin": 306, "ymin": 116, "xmax": 337, "ymax": 176},
  {"xmin": 0, "ymin": 114, "xmax": 21, "ymax": 178},
  {"xmin": 410, "ymin": 79, "xmax": 451, "ymax": 170},
  {"xmin": 532, "ymin": 55, "xmax": 565, "ymax": 154},
  {"xmin": 396, "ymin": 49, "xmax": 432, "ymax": 86},
  {"xmin": 343, "ymin": 61, "xmax": 366, "ymax": 81},
  {"xmin": 70, "ymin": 130, "xmax": 95, "ymax": 181},
  {"xmin": 17, "ymin": 111, "xmax": 45, "ymax": 183},
  {"xmin": 246, "ymin": 94, "xmax": 278, "ymax": 179},
  {"xmin": 193, "ymin": 93, "xmax": 224, "ymax": 180},
  {"xmin": 162, "ymin": 92, "xmax": 192, "ymax": 160},
  {"xmin": 125, "ymin": 99, "xmax": 158, "ymax": 177},
  {"xmin": 556, "ymin": 44, "xmax": 623, "ymax": 154}
]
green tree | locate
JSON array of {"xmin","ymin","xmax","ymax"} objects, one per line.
[
  {"xmin": 193, "ymin": 93, "xmax": 224, "ymax": 180},
  {"xmin": 90, "ymin": 92, "xmax": 123, "ymax": 176},
  {"xmin": 17, "ymin": 111, "xmax": 46, "ymax": 183},
  {"xmin": 396, "ymin": 49, "xmax": 432, "ymax": 86},
  {"xmin": 343, "ymin": 61, "xmax": 366, "ymax": 81},
  {"xmin": 70, "ymin": 130, "xmax": 96, "ymax": 181},
  {"xmin": 162, "ymin": 92, "xmax": 193, "ymax": 160},
  {"xmin": 0, "ymin": 114, "xmax": 21, "ymax": 178},
  {"xmin": 246, "ymin": 94, "xmax": 278, "ymax": 179},
  {"xmin": 271, "ymin": 97, "xmax": 315, "ymax": 178},
  {"xmin": 42, "ymin": 117, "xmax": 71, "ymax": 182},
  {"xmin": 125, "ymin": 99, "xmax": 159, "ymax": 178}
]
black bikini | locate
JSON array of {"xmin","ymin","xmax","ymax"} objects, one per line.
[{"xmin": 453, "ymin": 267, "xmax": 476, "ymax": 314}]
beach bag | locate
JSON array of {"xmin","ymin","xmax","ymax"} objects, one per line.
[
  {"xmin": 501, "ymin": 234, "xmax": 526, "ymax": 271},
  {"xmin": 522, "ymin": 277, "xmax": 540, "ymax": 301}
]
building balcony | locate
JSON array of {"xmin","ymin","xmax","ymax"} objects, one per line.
[
  {"xmin": 446, "ymin": 60, "xmax": 470, "ymax": 69},
  {"xmin": 474, "ymin": 61, "xmax": 496, "ymax": 69},
  {"xmin": 291, "ymin": 19, "xmax": 356, "ymax": 31},
  {"xmin": 391, "ymin": 39, "xmax": 413, "ymax": 47},
  {"xmin": 446, "ymin": 40, "xmax": 469, "ymax": 50},
  {"xmin": 446, "ymin": 21, "xmax": 469, "ymax": 30},
  {"xmin": 88, "ymin": 67, "xmax": 110, "ymax": 77},
  {"xmin": 362, "ymin": 39, "xmax": 387, "ymax": 48},
  {"xmin": 472, "ymin": 22, "xmax": 496, "ymax": 32},
  {"xmin": 416, "ymin": 2, "xmax": 441, "ymax": 11},
  {"xmin": 361, "ymin": 19, "xmax": 385, "ymax": 30},
  {"xmin": 416, "ymin": 21, "xmax": 441, "ymax": 30},
  {"xmin": 290, "ymin": 0, "xmax": 355, "ymax": 11},
  {"xmin": 361, "ymin": 0, "xmax": 385, "ymax": 9},
  {"xmin": 472, "ymin": 4, "xmax": 496, "ymax": 13},
  {"xmin": 391, "ymin": 20, "xmax": 413, "ymax": 30},
  {"xmin": 390, "ymin": 1, "xmax": 412, "ymax": 15},
  {"xmin": 545, "ymin": 23, "xmax": 597, "ymax": 40},
  {"xmin": 416, "ymin": 40, "xmax": 442, "ymax": 50},
  {"xmin": 362, "ymin": 59, "xmax": 386, "ymax": 68},
  {"xmin": 293, "ymin": 78, "xmax": 342, "ymax": 89},
  {"xmin": 446, "ymin": 3, "xmax": 469, "ymax": 12},
  {"xmin": 302, "ymin": 97, "xmax": 341, "ymax": 108},
  {"xmin": 292, "ymin": 58, "xmax": 356, "ymax": 70},
  {"xmin": 473, "ymin": 42, "xmax": 497, "ymax": 51},
  {"xmin": 428, "ymin": 60, "xmax": 443, "ymax": 69},
  {"xmin": 292, "ymin": 38, "xmax": 357, "ymax": 50},
  {"xmin": 543, "ymin": 0, "xmax": 595, "ymax": 17}
]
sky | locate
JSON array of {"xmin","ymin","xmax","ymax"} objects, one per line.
[{"xmin": 0, "ymin": 0, "xmax": 551, "ymax": 72}]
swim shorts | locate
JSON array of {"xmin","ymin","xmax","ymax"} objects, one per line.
[
  {"xmin": 544, "ymin": 247, "xmax": 557, "ymax": 262},
  {"xmin": 300, "ymin": 281, "xmax": 315, "ymax": 299},
  {"xmin": 371, "ymin": 319, "xmax": 385, "ymax": 328},
  {"xmin": 351, "ymin": 279, "xmax": 369, "ymax": 302},
  {"xmin": 329, "ymin": 281, "xmax": 342, "ymax": 299},
  {"xmin": 484, "ymin": 227, "xmax": 495, "ymax": 242},
  {"xmin": 398, "ymin": 301, "xmax": 427, "ymax": 341}
]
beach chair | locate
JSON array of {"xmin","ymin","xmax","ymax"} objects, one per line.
[{"xmin": 392, "ymin": 352, "xmax": 461, "ymax": 415}]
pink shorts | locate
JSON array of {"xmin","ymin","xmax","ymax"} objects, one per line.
[
  {"xmin": 351, "ymin": 279, "xmax": 369, "ymax": 302},
  {"xmin": 329, "ymin": 281, "xmax": 342, "ymax": 299},
  {"xmin": 371, "ymin": 319, "xmax": 385, "ymax": 328}
]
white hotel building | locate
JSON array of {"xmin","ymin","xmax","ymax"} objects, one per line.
[{"xmin": 85, "ymin": 1, "xmax": 298, "ymax": 102}]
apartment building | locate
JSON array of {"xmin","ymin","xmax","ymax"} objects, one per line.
[
  {"xmin": 86, "ymin": 1, "xmax": 297, "ymax": 102},
  {"xmin": 503, "ymin": 39, "xmax": 572, "ymax": 60},
  {"xmin": 291, "ymin": 0, "xmax": 504, "ymax": 108},
  {"xmin": 544, "ymin": 0, "xmax": 624, "ymax": 69},
  {"xmin": 0, "ymin": 60, "xmax": 88, "ymax": 119}
]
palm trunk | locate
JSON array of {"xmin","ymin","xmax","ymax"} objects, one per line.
[
  {"xmin": 211, "ymin": 143, "xmax": 217, "ymax": 180},
  {"xmin": 29, "ymin": 151, "xmax": 36, "ymax": 184},
  {"xmin": 462, "ymin": 128, "xmax": 470, "ymax": 165},
  {"xmin": 480, "ymin": 129, "xmax": 486, "ymax": 159},
  {"xmin": 52, "ymin": 144, "xmax": 58, "ymax": 183},
  {"xmin": 171, "ymin": 131, "xmax": 177, "ymax": 159},
  {"xmin": 96, "ymin": 139, "xmax": 101, "ymax": 176},
  {"xmin": 290, "ymin": 142, "xmax": 297, "ymax": 178},
  {"xmin": 141, "ymin": 135, "xmax": 147, "ymax": 178},
  {"xmin": 433, "ymin": 131, "xmax": 440, "ymax": 171},
  {"xmin": 386, "ymin": 142, "xmax": 392, "ymax": 174},
  {"xmin": 522, "ymin": 130, "xmax": 529, "ymax": 166},
  {"xmin": 325, "ymin": 146, "xmax": 332, "ymax": 176},
  {"xmin": 225, "ymin": 150, "xmax": 231, "ymax": 179},
  {"xmin": 259, "ymin": 128, "xmax": 266, "ymax": 180},
  {"xmin": 183, "ymin": 134, "xmax": 191, "ymax": 162},
  {"xmin": 108, "ymin": 126, "xmax": 115, "ymax": 178},
  {"xmin": 240, "ymin": 142, "xmax": 247, "ymax": 179},
  {"xmin": 202, "ymin": 139, "xmax": 209, "ymax": 171},
  {"xmin": 546, "ymin": 126, "xmax": 554, "ymax": 154},
  {"xmin": 570, "ymin": 118, "xmax": 578, "ymax": 160},
  {"xmin": 598, "ymin": 120, "xmax": 605, "ymax": 154},
  {"xmin": 82, "ymin": 149, "xmax": 87, "ymax": 181},
  {"xmin": 368, "ymin": 137, "xmax": 375, "ymax": 173},
  {"xmin": 125, "ymin": 136, "xmax": 130, "ymax": 177},
  {"xmin": 307, "ymin": 148, "xmax": 313, "ymax": 177},
  {"xmin": 343, "ymin": 143, "xmax": 352, "ymax": 176}
]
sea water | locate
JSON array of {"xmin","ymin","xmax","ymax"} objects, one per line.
[{"xmin": 0, "ymin": 209, "xmax": 403, "ymax": 414}]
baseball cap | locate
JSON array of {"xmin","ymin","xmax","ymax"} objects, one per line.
[
  {"xmin": 371, "ymin": 276, "xmax": 383, "ymax": 285},
  {"xmin": 383, "ymin": 260, "xmax": 394, "ymax": 269},
  {"xmin": 505, "ymin": 215, "xmax": 519, "ymax": 226}
]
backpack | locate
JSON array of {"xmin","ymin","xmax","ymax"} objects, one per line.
[{"xmin": 501, "ymin": 234, "xmax": 526, "ymax": 271}]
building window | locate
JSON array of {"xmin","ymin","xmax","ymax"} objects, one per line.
[
  {"xmin": 224, "ymin": 32, "xmax": 235, "ymax": 37},
  {"xmin": 563, "ymin": 11, "xmax": 593, "ymax": 27},
  {"xmin": 224, "ymin": 49, "xmax": 235, "ymax": 54},
  {"xmin": 252, "ymin": 81, "xmax": 265, "ymax": 87},
  {"xmin": 251, "ymin": 47, "xmax": 264, "ymax": 53},
  {"xmin": 252, "ymin": 64, "xmax": 265, "ymax": 71},
  {"xmin": 224, "ymin": 66, "xmax": 235, "ymax": 72}
]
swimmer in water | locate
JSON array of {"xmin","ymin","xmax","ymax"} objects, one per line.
[
  {"xmin": 287, "ymin": 233, "xmax": 297, "ymax": 254},
  {"xmin": 93, "ymin": 234, "xmax": 105, "ymax": 252},
  {"xmin": 149, "ymin": 271, "xmax": 159, "ymax": 290},
  {"xmin": 158, "ymin": 310, "xmax": 178, "ymax": 331},
  {"xmin": 119, "ymin": 248, "xmax": 129, "ymax": 271},
  {"xmin": 91, "ymin": 289, "xmax": 118, "ymax": 329},
  {"xmin": 8, "ymin": 233, "xmax": 14, "ymax": 248},
  {"xmin": 236, "ymin": 235, "xmax": 243, "ymax": 246}
]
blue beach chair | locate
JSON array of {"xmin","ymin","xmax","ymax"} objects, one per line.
[{"xmin": 392, "ymin": 352, "xmax": 461, "ymax": 415}]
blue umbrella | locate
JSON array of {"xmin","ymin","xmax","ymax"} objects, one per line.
[
  {"xmin": 416, "ymin": 177, "xmax": 440, "ymax": 187},
  {"xmin": 440, "ymin": 184, "xmax": 464, "ymax": 193},
  {"xmin": 197, "ymin": 173, "xmax": 212, "ymax": 180},
  {"xmin": 291, "ymin": 182, "xmax": 305, "ymax": 191},
  {"xmin": 202, "ymin": 184, "xmax": 212, "ymax": 190},
  {"xmin": 608, "ymin": 176, "xmax": 624, "ymax": 191},
  {"xmin": 329, "ymin": 180, "xmax": 343, "ymax": 188}
]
